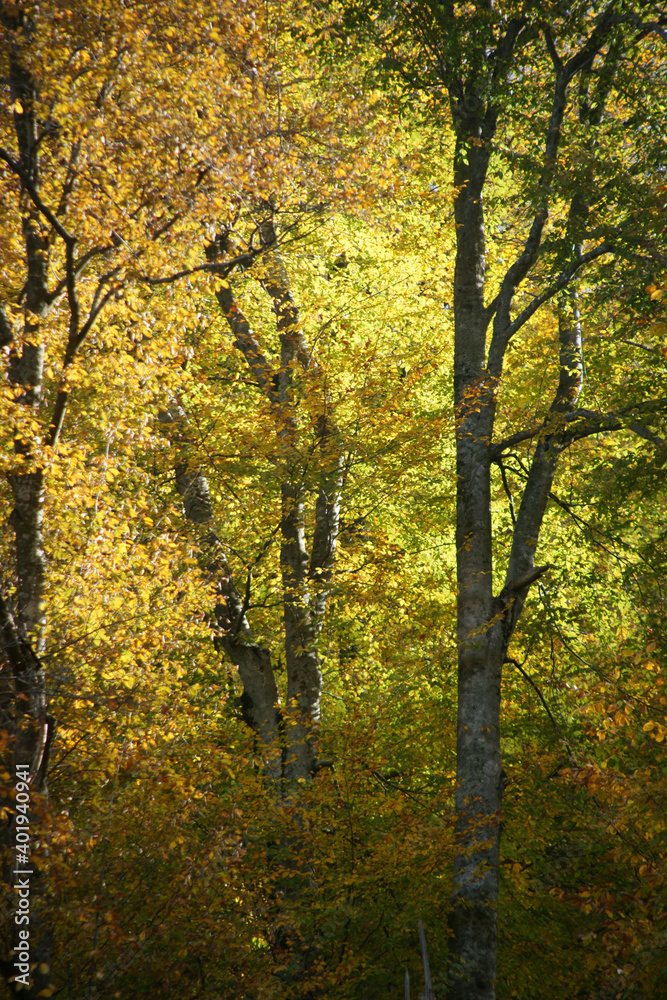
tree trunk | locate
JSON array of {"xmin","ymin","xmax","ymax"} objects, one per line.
[
  {"xmin": 441, "ymin": 12, "xmax": 619, "ymax": 992},
  {"xmin": 449, "ymin": 229, "xmax": 585, "ymax": 999},
  {"xmin": 163, "ymin": 217, "xmax": 344, "ymax": 790},
  {"xmin": 1, "ymin": 31, "xmax": 57, "ymax": 1000},
  {"xmin": 159, "ymin": 220, "xmax": 346, "ymax": 994},
  {"xmin": 448, "ymin": 121, "xmax": 503, "ymax": 998}
]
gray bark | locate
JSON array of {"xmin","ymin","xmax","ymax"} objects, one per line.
[
  {"xmin": 158, "ymin": 404, "xmax": 285, "ymax": 778},
  {"xmin": 165, "ymin": 225, "xmax": 344, "ymax": 788},
  {"xmin": 1, "ymin": 13, "xmax": 120, "ymax": 650},
  {"xmin": 0, "ymin": 593, "xmax": 54, "ymax": 1000},
  {"xmin": 215, "ymin": 242, "xmax": 344, "ymax": 783},
  {"xmin": 5, "ymin": 41, "xmax": 48, "ymax": 652},
  {"xmin": 309, "ymin": 413, "xmax": 345, "ymax": 636},
  {"xmin": 0, "ymin": 19, "xmax": 114, "ymax": 994},
  {"xmin": 8, "ymin": 337, "xmax": 46, "ymax": 649},
  {"xmin": 210, "ymin": 531, "xmax": 285, "ymax": 781},
  {"xmin": 0, "ymin": 36, "xmax": 55, "ymax": 1000},
  {"xmin": 444, "ymin": 12, "xmax": 622, "ymax": 999},
  {"xmin": 419, "ymin": 920, "xmax": 436, "ymax": 1000}
]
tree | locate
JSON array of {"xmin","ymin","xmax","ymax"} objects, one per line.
[
  {"xmin": 330, "ymin": 2, "xmax": 667, "ymax": 996},
  {"xmin": 0, "ymin": 1, "xmax": 292, "ymax": 994},
  {"xmin": 159, "ymin": 210, "xmax": 347, "ymax": 788},
  {"xmin": 3, "ymin": 2, "xmax": 667, "ymax": 998},
  {"xmin": 0, "ymin": 2, "xmax": 398, "ymax": 994}
]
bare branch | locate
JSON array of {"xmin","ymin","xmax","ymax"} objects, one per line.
[
  {"xmin": 498, "ymin": 296, "xmax": 586, "ymax": 627},
  {"xmin": 0, "ymin": 146, "xmax": 75, "ymax": 244},
  {"xmin": 493, "ymin": 398, "xmax": 667, "ymax": 457},
  {"xmin": 498, "ymin": 460, "xmax": 517, "ymax": 526},
  {"xmin": 505, "ymin": 656, "xmax": 571, "ymax": 749},
  {"xmin": 143, "ymin": 250, "xmax": 260, "ymax": 286},
  {"xmin": 543, "ymin": 26, "xmax": 562, "ymax": 70},
  {"xmin": 505, "ymin": 564, "xmax": 551, "ymax": 593},
  {"xmin": 487, "ymin": 3, "xmax": 622, "ymax": 374},
  {"xmin": 47, "ymin": 281, "xmax": 119, "ymax": 449},
  {"xmin": 628, "ymin": 422, "xmax": 666, "ymax": 450},
  {"xmin": 77, "ymin": 284, "xmax": 117, "ymax": 344},
  {"xmin": 506, "ymin": 242, "xmax": 612, "ymax": 341},
  {"xmin": 55, "ymin": 138, "xmax": 81, "ymax": 218},
  {"xmin": 489, "ymin": 240, "xmax": 612, "ymax": 375},
  {"xmin": 492, "ymin": 424, "xmax": 542, "ymax": 456}
]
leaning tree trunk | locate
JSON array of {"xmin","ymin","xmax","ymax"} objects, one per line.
[
  {"xmin": 161, "ymin": 213, "xmax": 344, "ymax": 790},
  {"xmin": 159, "ymin": 216, "xmax": 345, "ymax": 994}
]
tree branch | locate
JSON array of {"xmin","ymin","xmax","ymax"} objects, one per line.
[
  {"xmin": 0, "ymin": 146, "xmax": 75, "ymax": 245},
  {"xmin": 492, "ymin": 398, "xmax": 667, "ymax": 457},
  {"xmin": 143, "ymin": 250, "xmax": 260, "ymax": 286},
  {"xmin": 308, "ymin": 415, "xmax": 345, "ymax": 635},
  {"xmin": 505, "ymin": 656, "xmax": 570, "ymax": 748},
  {"xmin": 487, "ymin": 3, "xmax": 622, "ymax": 375},
  {"xmin": 498, "ymin": 460, "xmax": 517, "ymax": 526},
  {"xmin": 215, "ymin": 281, "xmax": 281, "ymax": 406},
  {"xmin": 504, "ymin": 241, "xmax": 612, "ymax": 342},
  {"xmin": 257, "ymin": 214, "xmax": 313, "ymax": 376}
]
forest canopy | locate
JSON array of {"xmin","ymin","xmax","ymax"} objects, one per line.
[{"xmin": 1, "ymin": 2, "xmax": 666, "ymax": 1000}]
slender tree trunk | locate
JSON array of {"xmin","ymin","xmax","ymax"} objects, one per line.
[
  {"xmin": 1, "ymin": 34, "xmax": 54, "ymax": 1000},
  {"xmin": 159, "ymin": 223, "xmax": 345, "ymax": 995},
  {"xmin": 163, "ymin": 219, "xmax": 344, "ymax": 790},
  {"xmin": 212, "ymin": 220, "xmax": 343, "ymax": 788}
]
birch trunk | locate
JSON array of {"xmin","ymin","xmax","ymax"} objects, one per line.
[{"xmin": 164, "ymin": 217, "xmax": 344, "ymax": 788}]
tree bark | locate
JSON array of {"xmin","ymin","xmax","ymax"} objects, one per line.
[
  {"xmin": 448, "ymin": 109, "xmax": 503, "ymax": 1000},
  {"xmin": 164, "ymin": 220, "xmax": 344, "ymax": 789},
  {"xmin": 158, "ymin": 225, "xmax": 347, "ymax": 994},
  {"xmin": 0, "ymin": 32, "xmax": 55, "ymax": 1000},
  {"xmin": 444, "ymin": 12, "xmax": 619, "ymax": 997},
  {"xmin": 0, "ymin": 18, "xmax": 110, "ymax": 993}
]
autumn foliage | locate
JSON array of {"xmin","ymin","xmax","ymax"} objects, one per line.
[{"xmin": 1, "ymin": 2, "xmax": 666, "ymax": 999}]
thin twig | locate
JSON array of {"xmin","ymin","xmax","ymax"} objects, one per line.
[{"xmin": 505, "ymin": 656, "xmax": 575, "ymax": 760}]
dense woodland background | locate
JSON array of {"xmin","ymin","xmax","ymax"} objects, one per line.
[{"xmin": 1, "ymin": 2, "xmax": 666, "ymax": 999}]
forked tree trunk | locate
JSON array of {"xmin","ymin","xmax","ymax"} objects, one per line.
[
  {"xmin": 163, "ymin": 217, "xmax": 344, "ymax": 790},
  {"xmin": 159, "ymin": 218, "xmax": 345, "ymax": 994},
  {"xmin": 449, "ymin": 300, "xmax": 583, "ymax": 994},
  {"xmin": 444, "ymin": 13, "xmax": 619, "ymax": 997}
]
